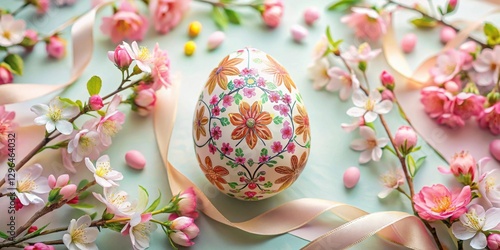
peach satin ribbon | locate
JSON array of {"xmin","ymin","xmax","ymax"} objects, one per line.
[
  {"xmin": 153, "ymin": 84, "xmax": 437, "ymax": 249},
  {"xmin": 0, "ymin": 1, "xmax": 112, "ymax": 105}
]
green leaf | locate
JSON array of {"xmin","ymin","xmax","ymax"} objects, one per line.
[
  {"xmin": 105, "ymin": 222, "xmax": 125, "ymax": 232},
  {"xmin": 97, "ymin": 110, "xmax": 106, "ymax": 117},
  {"xmin": 383, "ymin": 145, "xmax": 397, "ymax": 156},
  {"xmin": 77, "ymin": 179, "xmax": 89, "ymax": 190},
  {"xmin": 247, "ymin": 158, "xmax": 255, "ymax": 167},
  {"xmin": 415, "ymin": 156, "xmax": 427, "ymax": 173},
  {"xmin": 29, "ymin": 224, "xmax": 49, "ymax": 237},
  {"xmin": 4, "ymin": 54, "xmax": 23, "ymax": 75},
  {"xmin": 484, "ymin": 22, "xmax": 500, "ymax": 46},
  {"xmin": 227, "ymin": 80, "xmax": 234, "ymax": 90},
  {"xmin": 75, "ymin": 100, "xmax": 84, "ymax": 111},
  {"xmin": 407, "ymin": 155, "xmax": 417, "ymax": 177},
  {"xmin": 235, "ymin": 148, "xmax": 244, "ymax": 157},
  {"xmin": 220, "ymin": 152, "xmax": 224, "ymax": 160},
  {"xmin": 273, "ymin": 116, "xmax": 284, "ymax": 125},
  {"xmin": 69, "ymin": 203, "xmax": 95, "ymax": 210},
  {"xmin": 327, "ymin": 0, "xmax": 361, "ymax": 11},
  {"xmin": 48, "ymin": 189, "xmax": 61, "ymax": 203},
  {"xmin": 325, "ymin": 26, "xmax": 335, "ymax": 46},
  {"xmin": 0, "ymin": 231, "xmax": 9, "ymax": 239},
  {"xmin": 219, "ymin": 92, "xmax": 225, "ymax": 99},
  {"xmin": 266, "ymin": 82, "xmax": 277, "ymax": 90},
  {"xmin": 145, "ymin": 191, "xmax": 162, "ymax": 212},
  {"xmin": 139, "ymin": 185, "xmax": 149, "ymax": 198},
  {"xmin": 87, "ymin": 76, "xmax": 102, "ymax": 96},
  {"xmin": 102, "ymin": 211, "xmax": 114, "ymax": 220},
  {"xmin": 397, "ymin": 104, "xmax": 407, "ymax": 120},
  {"xmin": 78, "ymin": 190, "xmax": 91, "ymax": 200},
  {"xmin": 411, "ymin": 146, "xmax": 422, "ymax": 153},
  {"xmin": 260, "ymin": 148, "xmax": 268, "ymax": 156},
  {"xmin": 234, "ymin": 93, "xmax": 243, "ymax": 105},
  {"xmin": 305, "ymin": 141, "xmax": 311, "ymax": 149},
  {"xmin": 261, "ymin": 92, "xmax": 268, "ymax": 104},
  {"xmin": 59, "ymin": 97, "xmax": 77, "ymax": 106},
  {"xmin": 228, "ymin": 182, "xmax": 238, "ymax": 189},
  {"xmin": 90, "ymin": 212, "xmax": 98, "ymax": 220},
  {"xmin": 212, "ymin": 6, "xmax": 228, "ymax": 30},
  {"xmin": 224, "ymin": 8, "xmax": 241, "ymax": 24},
  {"xmin": 295, "ymin": 93, "xmax": 302, "ymax": 104},
  {"xmin": 410, "ymin": 17, "xmax": 438, "ymax": 29},
  {"xmin": 220, "ymin": 117, "xmax": 230, "ymax": 126},
  {"xmin": 263, "ymin": 181, "xmax": 272, "ymax": 188}
]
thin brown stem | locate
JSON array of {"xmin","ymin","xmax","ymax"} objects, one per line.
[
  {"xmin": 194, "ymin": 0, "xmax": 257, "ymax": 8},
  {"xmin": 11, "ymin": 2, "xmax": 30, "ymax": 16},
  {"xmin": 388, "ymin": 0, "xmax": 488, "ymax": 48}
]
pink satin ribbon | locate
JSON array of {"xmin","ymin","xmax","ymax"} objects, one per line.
[{"xmin": 0, "ymin": 1, "xmax": 112, "ymax": 105}]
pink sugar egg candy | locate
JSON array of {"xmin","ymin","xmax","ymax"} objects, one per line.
[
  {"xmin": 343, "ymin": 167, "xmax": 360, "ymax": 188},
  {"xmin": 401, "ymin": 33, "xmax": 417, "ymax": 53},
  {"xmin": 291, "ymin": 24, "xmax": 308, "ymax": 43},
  {"xmin": 125, "ymin": 150, "xmax": 146, "ymax": 170},
  {"xmin": 207, "ymin": 31, "xmax": 225, "ymax": 51},
  {"xmin": 490, "ymin": 140, "xmax": 500, "ymax": 161},
  {"xmin": 440, "ymin": 26, "xmax": 456, "ymax": 44},
  {"xmin": 304, "ymin": 7, "xmax": 320, "ymax": 26}
]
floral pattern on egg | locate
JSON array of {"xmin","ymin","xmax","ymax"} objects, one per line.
[{"xmin": 193, "ymin": 48, "xmax": 310, "ymax": 201}]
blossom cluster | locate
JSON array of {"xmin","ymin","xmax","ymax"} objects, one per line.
[{"xmin": 421, "ymin": 43, "xmax": 500, "ymax": 134}]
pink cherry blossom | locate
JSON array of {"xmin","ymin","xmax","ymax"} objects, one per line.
[
  {"xmin": 488, "ymin": 234, "xmax": 500, "ymax": 250},
  {"xmin": 169, "ymin": 216, "xmax": 199, "ymax": 247},
  {"xmin": 149, "ymin": 43, "xmax": 171, "ymax": 90},
  {"xmin": 271, "ymin": 141, "xmax": 283, "ymax": 153},
  {"xmin": 286, "ymin": 143, "xmax": 295, "ymax": 153},
  {"xmin": 210, "ymin": 126, "xmax": 222, "ymax": 140},
  {"xmin": 452, "ymin": 92, "xmax": 485, "ymax": 119},
  {"xmin": 341, "ymin": 117, "xmax": 365, "ymax": 133},
  {"xmin": 280, "ymin": 121, "xmax": 292, "ymax": 139},
  {"xmin": 350, "ymin": 126, "xmax": 389, "ymax": 164},
  {"xmin": 100, "ymin": 1, "xmax": 148, "ymax": 43},
  {"xmin": 269, "ymin": 92, "xmax": 280, "ymax": 103},
  {"xmin": 89, "ymin": 95, "xmax": 104, "ymax": 111},
  {"xmin": 378, "ymin": 169, "xmax": 405, "ymax": 199},
  {"xmin": 326, "ymin": 68, "xmax": 360, "ymax": 101},
  {"xmin": 473, "ymin": 45, "xmax": 500, "ymax": 86},
  {"xmin": 394, "ymin": 126, "xmax": 417, "ymax": 154},
  {"xmin": 24, "ymin": 242, "xmax": 55, "ymax": 250},
  {"xmin": 459, "ymin": 41, "xmax": 477, "ymax": 70},
  {"xmin": 430, "ymin": 49, "xmax": 464, "ymax": 84},
  {"xmin": 0, "ymin": 106, "xmax": 15, "ymax": 161},
  {"xmin": 67, "ymin": 126, "xmax": 104, "ymax": 162},
  {"xmin": 308, "ymin": 58, "xmax": 331, "ymax": 90},
  {"xmin": 478, "ymin": 102, "xmax": 500, "ymax": 135},
  {"xmin": 341, "ymin": 7, "xmax": 388, "ymax": 41},
  {"xmin": 312, "ymin": 35, "xmax": 328, "ymax": 61},
  {"xmin": 222, "ymin": 95, "xmax": 234, "ymax": 107},
  {"xmin": 243, "ymin": 88, "xmax": 256, "ymax": 98},
  {"xmin": 23, "ymin": 29, "xmax": 38, "ymax": 52},
  {"xmin": 0, "ymin": 14, "xmax": 26, "ymax": 47},
  {"xmin": 149, "ymin": 0, "xmax": 191, "ymax": 34},
  {"xmin": 96, "ymin": 95, "xmax": 125, "ymax": 146},
  {"xmin": 35, "ymin": 0, "xmax": 50, "ymax": 14},
  {"xmin": 347, "ymin": 89, "xmax": 393, "ymax": 123},
  {"xmin": 175, "ymin": 187, "xmax": 198, "ymax": 218},
  {"xmin": 413, "ymin": 184, "xmax": 471, "ymax": 221},
  {"xmin": 436, "ymin": 99, "xmax": 466, "ymax": 128},
  {"xmin": 420, "ymin": 86, "xmax": 452, "ymax": 118},
  {"xmin": 452, "ymin": 204, "xmax": 500, "ymax": 249},
  {"xmin": 341, "ymin": 43, "xmax": 381, "ymax": 64},
  {"xmin": 134, "ymin": 88, "xmax": 156, "ymax": 116}
]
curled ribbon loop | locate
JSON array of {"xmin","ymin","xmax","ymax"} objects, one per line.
[
  {"xmin": 154, "ymin": 85, "xmax": 437, "ymax": 249},
  {"xmin": 0, "ymin": 2, "xmax": 112, "ymax": 105}
]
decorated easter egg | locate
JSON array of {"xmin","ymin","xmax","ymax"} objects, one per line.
[{"xmin": 192, "ymin": 48, "xmax": 311, "ymax": 201}]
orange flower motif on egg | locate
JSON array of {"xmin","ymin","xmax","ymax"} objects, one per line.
[
  {"xmin": 263, "ymin": 54, "xmax": 296, "ymax": 93},
  {"xmin": 293, "ymin": 105, "xmax": 310, "ymax": 142},
  {"xmin": 228, "ymin": 101, "xmax": 273, "ymax": 149},
  {"xmin": 194, "ymin": 106, "xmax": 208, "ymax": 141},
  {"xmin": 274, "ymin": 152, "xmax": 308, "ymax": 192},
  {"xmin": 197, "ymin": 154, "xmax": 229, "ymax": 190},
  {"xmin": 205, "ymin": 55, "xmax": 244, "ymax": 94}
]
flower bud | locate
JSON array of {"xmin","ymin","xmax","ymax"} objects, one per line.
[
  {"xmin": 290, "ymin": 24, "xmax": 308, "ymax": 43},
  {"xmin": 28, "ymin": 226, "xmax": 38, "ymax": 234},
  {"xmin": 401, "ymin": 33, "xmax": 417, "ymax": 53},
  {"xmin": 262, "ymin": 6, "xmax": 283, "ymax": 28},
  {"xmin": 448, "ymin": 0, "xmax": 458, "ymax": 9},
  {"xmin": 444, "ymin": 81, "xmax": 459, "ymax": 94},
  {"xmin": 0, "ymin": 65, "xmax": 13, "ymax": 85},
  {"xmin": 169, "ymin": 216, "xmax": 199, "ymax": 247},
  {"xmin": 488, "ymin": 234, "xmax": 500, "ymax": 250},
  {"xmin": 207, "ymin": 31, "xmax": 225, "ymax": 51},
  {"xmin": 380, "ymin": 70, "xmax": 395, "ymax": 90},
  {"xmin": 59, "ymin": 184, "xmax": 77, "ymax": 199},
  {"xmin": 176, "ymin": 187, "xmax": 198, "ymax": 219},
  {"xmin": 108, "ymin": 45, "xmax": 132, "ymax": 69},
  {"xmin": 67, "ymin": 195, "xmax": 79, "ymax": 204},
  {"xmin": 381, "ymin": 89, "xmax": 395, "ymax": 102},
  {"xmin": 55, "ymin": 174, "xmax": 69, "ymax": 188},
  {"xmin": 449, "ymin": 151, "xmax": 476, "ymax": 185},
  {"xmin": 48, "ymin": 174, "xmax": 57, "ymax": 189},
  {"xmin": 459, "ymin": 41, "xmax": 477, "ymax": 54},
  {"xmin": 487, "ymin": 91, "xmax": 500, "ymax": 106},
  {"xmin": 134, "ymin": 88, "xmax": 157, "ymax": 116},
  {"xmin": 304, "ymin": 7, "xmax": 320, "ymax": 26},
  {"xmin": 23, "ymin": 29, "xmax": 38, "ymax": 52},
  {"xmin": 440, "ymin": 27, "xmax": 456, "ymax": 44},
  {"xmin": 24, "ymin": 242, "xmax": 55, "ymax": 250},
  {"xmin": 89, "ymin": 95, "xmax": 104, "ymax": 111},
  {"xmin": 45, "ymin": 36, "xmax": 66, "ymax": 59},
  {"xmin": 394, "ymin": 126, "xmax": 417, "ymax": 155}
]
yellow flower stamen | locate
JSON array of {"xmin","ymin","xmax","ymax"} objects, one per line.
[
  {"xmin": 138, "ymin": 47, "xmax": 150, "ymax": 61},
  {"xmin": 95, "ymin": 161, "xmax": 111, "ymax": 177},
  {"xmin": 17, "ymin": 176, "xmax": 36, "ymax": 193},
  {"xmin": 48, "ymin": 107, "xmax": 63, "ymax": 121},
  {"xmin": 431, "ymin": 196, "xmax": 452, "ymax": 213}
]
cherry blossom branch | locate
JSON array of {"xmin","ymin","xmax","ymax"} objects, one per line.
[
  {"xmin": 11, "ymin": 2, "xmax": 30, "ymax": 16},
  {"xmin": 194, "ymin": 0, "xmax": 259, "ymax": 8},
  {"xmin": 387, "ymin": 0, "xmax": 488, "ymax": 48},
  {"xmin": 0, "ymin": 79, "xmax": 139, "ymax": 190}
]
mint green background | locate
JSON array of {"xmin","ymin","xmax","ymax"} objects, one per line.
[{"xmin": 3, "ymin": 0, "xmax": 497, "ymax": 249}]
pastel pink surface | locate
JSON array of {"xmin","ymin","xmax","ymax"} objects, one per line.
[
  {"xmin": 125, "ymin": 150, "xmax": 146, "ymax": 170},
  {"xmin": 343, "ymin": 166, "xmax": 360, "ymax": 188}
]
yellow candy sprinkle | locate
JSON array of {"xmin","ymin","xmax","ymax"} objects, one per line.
[
  {"xmin": 184, "ymin": 41, "xmax": 196, "ymax": 56},
  {"xmin": 188, "ymin": 21, "xmax": 202, "ymax": 37}
]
